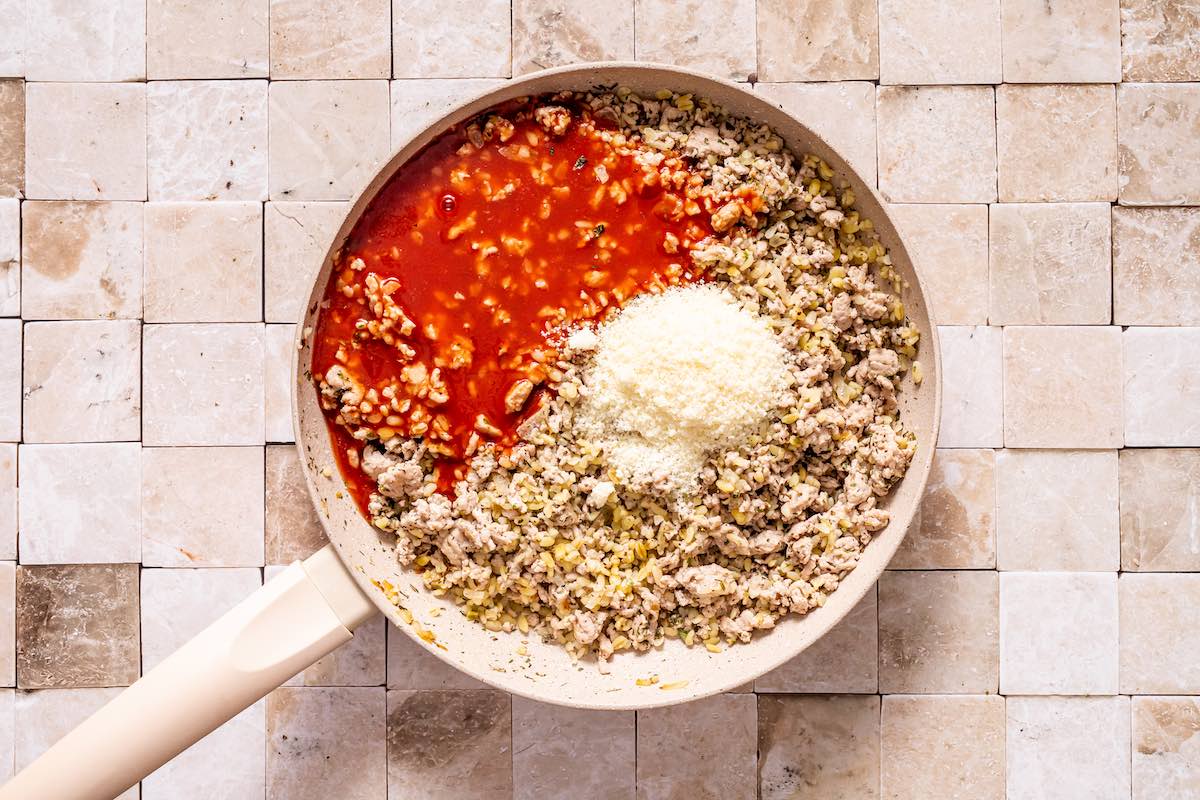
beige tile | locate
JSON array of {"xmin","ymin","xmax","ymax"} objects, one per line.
[
  {"xmin": 22, "ymin": 320, "xmax": 141, "ymax": 443},
  {"xmin": 25, "ymin": 0, "xmax": 145, "ymax": 81},
  {"xmin": 268, "ymin": 80, "xmax": 391, "ymax": 201},
  {"xmin": 1007, "ymin": 696, "xmax": 1131, "ymax": 800},
  {"xmin": 18, "ymin": 443, "xmax": 141, "ymax": 564},
  {"xmin": 390, "ymin": 78, "xmax": 507, "ymax": 149},
  {"xmin": 512, "ymin": 0, "xmax": 634, "ymax": 75},
  {"xmin": 14, "ymin": 688, "xmax": 138, "ymax": 800},
  {"xmin": 147, "ymin": 0, "xmax": 269, "ymax": 79},
  {"xmin": 893, "ymin": 449, "xmax": 995, "ymax": 569},
  {"xmin": 997, "ymin": 450, "xmax": 1120, "ymax": 571},
  {"xmin": 638, "ymin": 693, "xmax": 756, "ymax": 800},
  {"xmin": 144, "ymin": 702, "xmax": 265, "ymax": 800},
  {"xmin": 1124, "ymin": 327, "xmax": 1200, "ymax": 446},
  {"xmin": 387, "ymin": 689, "xmax": 511, "ymax": 800},
  {"xmin": 142, "ymin": 322, "xmax": 265, "ymax": 446},
  {"xmin": 1122, "ymin": 0, "xmax": 1200, "ymax": 81},
  {"xmin": 265, "ymin": 444, "xmax": 329, "ymax": 564},
  {"xmin": 989, "ymin": 203, "xmax": 1112, "ymax": 324},
  {"xmin": 1001, "ymin": 571, "xmax": 1118, "ymax": 694},
  {"xmin": 877, "ymin": 86, "xmax": 997, "ymax": 203},
  {"xmin": 997, "ymin": 85, "xmax": 1118, "ymax": 201},
  {"xmin": 1121, "ymin": 448, "xmax": 1200, "ymax": 571},
  {"xmin": 1132, "ymin": 696, "xmax": 1200, "ymax": 798},
  {"xmin": 264, "ymin": 201, "xmax": 345, "ymax": 322},
  {"xmin": 148, "ymin": 80, "xmax": 268, "ymax": 201},
  {"xmin": 0, "ymin": 198, "xmax": 17, "ymax": 314},
  {"xmin": 879, "ymin": 570, "xmax": 999, "ymax": 693},
  {"xmin": 1121, "ymin": 573, "xmax": 1200, "ymax": 693},
  {"xmin": 756, "ymin": 0, "xmax": 878, "ymax": 81},
  {"xmin": 0, "ymin": 81, "xmax": 23, "ymax": 198},
  {"xmin": 0, "ymin": 690, "xmax": 10, "ymax": 781},
  {"xmin": 21, "ymin": 201, "xmax": 143, "ymax": 320},
  {"xmin": 755, "ymin": 587, "xmax": 877, "ymax": 693},
  {"xmin": 755, "ymin": 82, "xmax": 878, "ymax": 185},
  {"xmin": 140, "ymin": 567, "xmax": 262, "ymax": 668},
  {"xmin": 266, "ymin": 324, "xmax": 294, "ymax": 442},
  {"xmin": 144, "ymin": 202, "xmax": 262, "ymax": 322},
  {"xmin": 636, "ymin": 0, "xmax": 756, "ymax": 81},
  {"xmin": 1004, "ymin": 326, "xmax": 1123, "ymax": 448},
  {"xmin": 270, "ymin": 0, "xmax": 390, "ymax": 79},
  {"xmin": 0, "ymin": 445, "xmax": 13, "ymax": 559},
  {"xmin": 392, "ymin": 0, "xmax": 510, "ymax": 78},
  {"xmin": 0, "ymin": 319, "xmax": 18, "ymax": 441},
  {"xmin": 284, "ymin": 610, "xmax": 385, "ymax": 687},
  {"xmin": 878, "ymin": 0, "xmax": 1000, "ymax": 84},
  {"xmin": 888, "ymin": 204, "xmax": 988, "ymax": 325},
  {"xmin": 268, "ymin": 687, "xmax": 387, "ymax": 800},
  {"xmin": 0, "ymin": 563, "xmax": 14, "ymax": 685},
  {"xmin": 1002, "ymin": 0, "xmax": 1121, "ymax": 81},
  {"xmin": 512, "ymin": 697, "xmax": 634, "ymax": 800},
  {"xmin": 1114, "ymin": 207, "xmax": 1200, "ymax": 325},
  {"xmin": 758, "ymin": 694, "xmax": 879, "ymax": 799},
  {"xmin": 937, "ymin": 326, "xmax": 1004, "ymax": 448},
  {"xmin": 386, "ymin": 624, "xmax": 486, "ymax": 690},
  {"xmin": 881, "ymin": 695, "xmax": 1004, "ymax": 800},
  {"xmin": 25, "ymin": 83, "xmax": 146, "ymax": 201},
  {"xmin": 1118, "ymin": 83, "xmax": 1200, "ymax": 204},
  {"xmin": 16, "ymin": 564, "xmax": 140, "ymax": 689},
  {"xmin": 0, "ymin": 0, "xmax": 22, "ymax": 77},
  {"xmin": 142, "ymin": 446, "xmax": 265, "ymax": 567}
]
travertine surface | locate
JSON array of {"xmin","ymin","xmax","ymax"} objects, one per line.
[
  {"xmin": 1120, "ymin": 573, "xmax": 1200, "ymax": 694},
  {"xmin": 386, "ymin": 689, "xmax": 512, "ymax": 799},
  {"xmin": 270, "ymin": 0, "xmax": 391, "ymax": 79},
  {"xmin": 1001, "ymin": 571, "xmax": 1119, "ymax": 694},
  {"xmin": 878, "ymin": 0, "xmax": 1000, "ymax": 85},
  {"xmin": 1003, "ymin": 326, "xmax": 1123, "ymax": 448},
  {"xmin": 759, "ymin": 694, "xmax": 880, "ymax": 799},
  {"xmin": 892, "ymin": 449, "xmax": 995, "ymax": 569},
  {"xmin": 888, "ymin": 204, "xmax": 988, "ymax": 325},
  {"xmin": 937, "ymin": 326, "xmax": 1003, "ymax": 448},
  {"xmin": 1124, "ymin": 327, "xmax": 1200, "ymax": 446},
  {"xmin": 1114, "ymin": 206, "xmax": 1200, "ymax": 324},
  {"xmin": 881, "ymin": 695, "xmax": 1005, "ymax": 800},
  {"xmin": 18, "ymin": 443, "xmax": 141, "ymax": 564},
  {"xmin": 144, "ymin": 202, "xmax": 263, "ymax": 322},
  {"xmin": 511, "ymin": 698, "xmax": 634, "ymax": 800},
  {"xmin": 1001, "ymin": 0, "xmax": 1121, "ymax": 82},
  {"xmin": 141, "ymin": 446, "xmax": 265, "ymax": 567},
  {"xmin": 1132, "ymin": 696, "xmax": 1200, "ymax": 798},
  {"xmin": 6, "ymin": 5, "xmax": 1200, "ymax": 796},
  {"xmin": 1120, "ymin": 448, "xmax": 1200, "ymax": 571},
  {"xmin": 756, "ymin": 0, "xmax": 878, "ymax": 82},
  {"xmin": 20, "ymin": 201, "xmax": 143, "ymax": 320},
  {"xmin": 1006, "ymin": 696, "xmax": 1131, "ymax": 800},
  {"xmin": 637, "ymin": 693, "xmax": 756, "ymax": 800},
  {"xmin": 21, "ymin": 320, "xmax": 142, "ymax": 443},
  {"xmin": 1121, "ymin": 0, "xmax": 1200, "ymax": 81},
  {"xmin": 1118, "ymin": 82, "xmax": 1200, "ymax": 204},
  {"xmin": 996, "ymin": 84, "xmax": 1118, "ymax": 201},
  {"xmin": 996, "ymin": 449, "xmax": 1120, "ymax": 571},
  {"xmin": 989, "ymin": 202, "xmax": 1112, "ymax": 324},
  {"xmin": 147, "ymin": 80, "xmax": 268, "ymax": 201},
  {"xmin": 877, "ymin": 86, "xmax": 997, "ymax": 203}
]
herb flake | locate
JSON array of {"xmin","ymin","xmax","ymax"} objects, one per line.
[{"xmin": 572, "ymin": 155, "xmax": 587, "ymax": 170}]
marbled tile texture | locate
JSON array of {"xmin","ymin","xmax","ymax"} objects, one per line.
[{"xmin": 5, "ymin": 3, "xmax": 1200, "ymax": 797}]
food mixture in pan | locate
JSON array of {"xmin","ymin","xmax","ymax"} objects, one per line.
[{"xmin": 310, "ymin": 88, "xmax": 921, "ymax": 663}]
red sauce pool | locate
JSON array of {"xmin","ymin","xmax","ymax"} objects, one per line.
[{"xmin": 311, "ymin": 100, "xmax": 711, "ymax": 509}]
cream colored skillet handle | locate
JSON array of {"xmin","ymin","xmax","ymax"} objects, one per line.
[{"xmin": 0, "ymin": 544, "xmax": 378, "ymax": 800}]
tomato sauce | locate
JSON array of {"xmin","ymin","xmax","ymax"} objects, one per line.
[{"xmin": 311, "ymin": 99, "xmax": 711, "ymax": 508}]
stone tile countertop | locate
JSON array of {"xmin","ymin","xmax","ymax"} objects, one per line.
[{"xmin": 1, "ymin": 1, "xmax": 1199, "ymax": 797}]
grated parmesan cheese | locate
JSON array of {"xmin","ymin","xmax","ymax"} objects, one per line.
[{"xmin": 577, "ymin": 284, "xmax": 790, "ymax": 491}]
